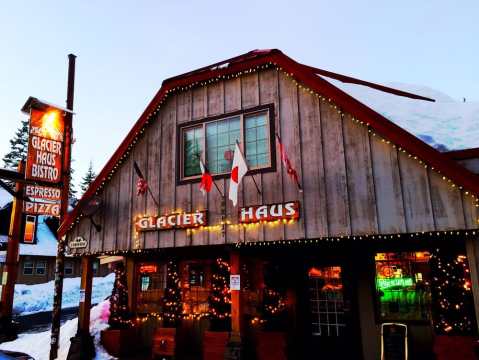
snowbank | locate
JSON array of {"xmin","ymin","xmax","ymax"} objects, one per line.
[
  {"xmin": 0, "ymin": 300, "xmax": 116, "ymax": 360},
  {"xmin": 14, "ymin": 273, "xmax": 114, "ymax": 315}
]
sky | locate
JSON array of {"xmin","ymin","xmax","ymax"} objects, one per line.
[{"xmin": 0, "ymin": 0, "xmax": 478, "ymax": 194}]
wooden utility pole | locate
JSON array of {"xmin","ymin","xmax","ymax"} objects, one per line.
[
  {"xmin": 0, "ymin": 161, "xmax": 24, "ymax": 341},
  {"xmin": 50, "ymin": 53, "xmax": 76, "ymax": 360}
]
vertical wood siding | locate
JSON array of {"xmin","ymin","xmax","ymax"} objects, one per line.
[{"xmin": 68, "ymin": 69, "xmax": 478, "ymax": 251}]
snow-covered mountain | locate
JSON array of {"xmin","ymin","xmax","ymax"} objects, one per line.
[{"xmin": 329, "ymin": 80, "xmax": 479, "ymax": 151}]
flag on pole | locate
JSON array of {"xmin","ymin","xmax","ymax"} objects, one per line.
[
  {"xmin": 134, "ymin": 161, "xmax": 148, "ymax": 196},
  {"xmin": 276, "ymin": 134, "xmax": 302, "ymax": 192},
  {"xmin": 199, "ymin": 159, "xmax": 213, "ymax": 195},
  {"xmin": 228, "ymin": 142, "xmax": 248, "ymax": 206}
]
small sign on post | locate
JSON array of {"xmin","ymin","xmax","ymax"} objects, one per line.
[{"xmin": 230, "ymin": 274, "xmax": 241, "ymax": 290}]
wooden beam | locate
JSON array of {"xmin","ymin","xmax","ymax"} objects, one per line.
[
  {"xmin": 0, "ymin": 161, "xmax": 24, "ymax": 319},
  {"xmin": 465, "ymin": 237, "xmax": 479, "ymax": 332},
  {"xmin": 77, "ymin": 256, "xmax": 94, "ymax": 333},
  {"xmin": 230, "ymin": 251, "xmax": 242, "ymax": 339}
]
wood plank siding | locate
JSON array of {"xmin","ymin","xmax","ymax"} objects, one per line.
[{"xmin": 67, "ymin": 68, "xmax": 479, "ymax": 252}]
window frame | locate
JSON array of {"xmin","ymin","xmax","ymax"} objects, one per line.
[
  {"xmin": 35, "ymin": 260, "xmax": 47, "ymax": 275},
  {"xmin": 177, "ymin": 104, "xmax": 276, "ymax": 184},
  {"xmin": 64, "ymin": 261, "xmax": 74, "ymax": 276},
  {"xmin": 23, "ymin": 261, "xmax": 34, "ymax": 275}
]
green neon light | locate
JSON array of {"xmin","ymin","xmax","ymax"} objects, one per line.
[{"xmin": 377, "ymin": 277, "xmax": 414, "ymax": 290}]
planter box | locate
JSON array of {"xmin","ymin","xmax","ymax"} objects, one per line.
[
  {"xmin": 100, "ymin": 328, "xmax": 138, "ymax": 357},
  {"xmin": 152, "ymin": 327, "xmax": 176, "ymax": 358},
  {"xmin": 203, "ymin": 331, "xmax": 229, "ymax": 360},
  {"xmin": 255, "ymin": 331, "xmax": 287, "ymax": 360},
  {"xmin": 433, "ymin": 335, "xmax": 477, "ymax": 360}
]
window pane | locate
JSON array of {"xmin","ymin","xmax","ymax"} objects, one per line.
[
  {"xmin": 245, "ymin": 113, "xmax": 269, "ymax": 167},
  {"xmin": 206, "ymin": 117, "xmax": 240, "ymax": 174},
  {"xmin": 375, "ymin": 252, "xmax": 432, "ymax": 321},
  {"xmin": 184, "ymin": 127, "xmax": 203, "ymax": 177}
]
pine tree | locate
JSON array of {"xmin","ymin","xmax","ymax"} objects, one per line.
[
  {"xmin": 162, "ymin": 259, "xmax": 182, "ymax": 327},
  {"xmin": 2, "ymin": 119, "xmax": 29, "ymax": 170},
  {"xmin": 109, "ymin": 262, "xmax": 131, "ymax": 329},
  {"xmin": 68, "ymin": 160, "xmax": 77, "ymax": 203},
  {"xmin": 208, "ymin": 257, "xmax": 231, "ymax": 331},
  {"xmin": 430, "ymin": 248, "xmax": 476, "ymax": 334},
  {"xmin": 80, "ymin": 161, "xmax": 96, "ymax": 195}
]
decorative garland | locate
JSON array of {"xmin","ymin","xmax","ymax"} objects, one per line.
[{"xmin": 208, "ymin": 257, "xmax": 231, "ymax": 331}]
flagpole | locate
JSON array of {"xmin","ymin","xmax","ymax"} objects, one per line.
[
  {"xmin": 133, "ymin": 161, "xmax": 160, "ymax": 209},
  {"xmin": 235, "ymin": 140, "xmax": 261, "ymax": 195}
]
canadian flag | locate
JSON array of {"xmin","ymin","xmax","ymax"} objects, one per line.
[
  {"xmin": 199, "ymin": 159, "xmax": 213, "ymax": 195},
  {"xmin": 228, "ymin": 142, "xmax": 248, "ymax": 206}
]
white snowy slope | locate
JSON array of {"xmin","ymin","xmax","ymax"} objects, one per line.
[
  {"xmin": 13, "ymin": 272, "xmax": 114, "ymax": 315},
  {"xmin": 0, "ymin": 300, "xmax": 116, "ymax": 360},
  {"xmin": 327, "ymin": 79, "xmax": 479, "ymax": 151}
]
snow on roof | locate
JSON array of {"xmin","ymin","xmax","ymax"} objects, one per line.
[
  {"xmin": 0, "ymin": 189, "xmax": 12, "ymax": 207},
  {"xmin": 20, "ymin": 216, "xmax": 58, "ymax": 257},
  {"xmin": 324, "ymin": 78, "xmax": 479, "ymax": 151}
]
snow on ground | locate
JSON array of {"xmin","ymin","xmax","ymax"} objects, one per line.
[
  {"xmin": 0, "ymin": 300, "xmax": 116, "ymax": 360},
  {"xmin": 14, "ymin": 273, "xmax": 114, "ymax": 315},
  {"xmin": 326, "ymin": 79, "xmax": 479, "ymax": 151}
]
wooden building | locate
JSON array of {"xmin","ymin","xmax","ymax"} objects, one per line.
[{"xmin": 60, "ymin": 49, "xmax": 479, "ymax": 359}]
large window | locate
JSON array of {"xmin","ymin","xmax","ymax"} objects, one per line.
[
  {"xmin": 180, "ymin": 107, "xmax": 273, "ymax": 180},
  {"xmin": 375, "ymin": 252, "xmax": 432, "ymax": 322}
]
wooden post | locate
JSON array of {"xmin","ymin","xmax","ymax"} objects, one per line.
[
  {"xmin": 465, "ymin": 236, "xmax": 479, "ymax": 332},
  {"xmin": 50, "ymin": 53, "xmax": 76, "ymax": 360},
  {"xmin": 77, "ymin": 256, "xmax": 94, "ymax": 333},
  {"xmin": 126, "ymin": 257, "xmax": 136, "ymax": 313},
  {"xmin": 0, "ymin": 161, "xmax": 24, "ymax": 320},
  {"xmin": 230, "ymin": 250, "xmax": 242, "ymax": 338}
]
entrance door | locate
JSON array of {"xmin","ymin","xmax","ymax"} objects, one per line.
[{"xmin": 297, "ymin": 264, "xmax": 360, "ymax": 359}]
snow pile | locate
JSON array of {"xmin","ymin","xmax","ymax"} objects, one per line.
[
  {"xmin": 19, "ymin": 216, "xmax": 58, "ymax": 256},
  {"xmin": 327, "ymin": 79, "xmax": 479, "ymax": 151},
  {"xmin": 14, "ymin": 273, "xmax": 114, "ymax": 315},
  {"xmin": 0, "ymin": 300, "xmax": 116, "ymax": 360}
]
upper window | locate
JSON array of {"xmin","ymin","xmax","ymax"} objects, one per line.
[
  {"xmin": 180, "ymin": 107, "xmax": 273, "ymax": 180},
  {"xmin": 35, "ymin": 260, "xmax": 47, "ymax": 275},
  {"xmin": 23, "ymin": 261, "xmax": 34, "ymax": 275},
  {"xmin": 65, "ymin": 261, "xmax": 74, "ymax": 276}
]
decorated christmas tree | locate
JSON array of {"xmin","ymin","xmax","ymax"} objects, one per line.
[
  {"xmin": 261, "ymin": 263, "xmax": 286, "ymax": 330},
  {"xmin": 208, "ymin": 257, "xmax": 231, "ymax": 331},
  {"xmin": 162, "ymin": 259, "xmax": 182, "ymax": 327},
  {"xmin": 108, "ymin": 262, "xmax": 131, "ymax": 329},
  {"xmin": 430, "ymin": 248, "xmax": 476, "ymax": 334}
]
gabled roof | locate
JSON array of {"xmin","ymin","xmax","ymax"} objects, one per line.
[{"xmin": 59, "ymin": 49, "xmax": 479, "ymax": 236}]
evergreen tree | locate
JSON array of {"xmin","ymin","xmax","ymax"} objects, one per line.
[
  {"xmin": 430, "ymin": 248, "xmax": 476, "ymax": 334},
  {"xmin": 68, "ymin": 160, "xmax": 77, "ymax": 203},
  {"xmin": 2, "ymin": 119, "xmax": 29, "ymax": 170},
  {"xmin": 109, "ymin": 262, "xmax": 131, "ymax": 329},
  {"xmin": 208, "ymin": 257, "xmax": 231, "ymax": 331},
  {"xmin": 162, "ymin": 259, "xmax": 182, "ymax": 327},
  {"xmin": 80, "ymin": 161, "xmax": 96, "ymax": 195}
]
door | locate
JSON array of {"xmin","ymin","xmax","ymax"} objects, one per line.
[{"xmin": 297, "ymin": 263, "xmax": 361, "ymax": 359}]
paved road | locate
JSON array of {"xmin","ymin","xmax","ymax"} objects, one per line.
[{"xmin": 14, "ymin": 306, "xmax": 82, "ymax": 334}]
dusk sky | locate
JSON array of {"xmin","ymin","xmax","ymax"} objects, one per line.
[{"xmin": 1, "ymin": 0, "xmax": 478, "ymax": 193}]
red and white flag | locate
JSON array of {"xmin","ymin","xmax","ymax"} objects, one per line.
[
  {"xmin": 199, "ymin": 159, "xmax": 213, "ymax": 195},
  {"xmin": 276, "ymin": 134, "xmax": 302, "ymax": 192},
  {"xmin": 228, "ymin": 142, "xmax": 248, "ymax": 206},
  {"xmin": 134, "ymin": 161, "xmax": 148, "ymax": 196}
]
